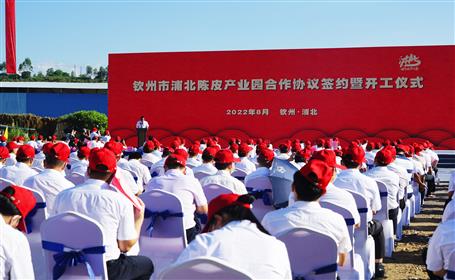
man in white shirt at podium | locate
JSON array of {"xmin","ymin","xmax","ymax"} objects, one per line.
[{"xmin": 136, "ymin": 116, "xmax": 149, "ymax": 129}]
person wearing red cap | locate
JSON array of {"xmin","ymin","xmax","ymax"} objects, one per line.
[
  {"xmin": 262, "ymin": 159, "xmax": 352, "ymax": 266},
  {"xmin": 23, "ymin": 143, "xmax": 75, "ymax": 213},
  {"xmin": 88, "ymin": 135, "xmax": 103, "ymax": 150},
  {"xmin": 175, "ymin": 193, "xmax": 292, "ymax": 279},
  {"xmin": 5, "ymin": 141, "xmax": 19, "ymax": 167},
  {"xmin": 234, "ymin": 143, "xmax": 256, "ymax": 175},
  {"xmin": 140, "ymin": 141, "xmax": 161, "ymax": 168},
  {"xmin": 334, "ymin": 144, "xmax": 386, "ymax": 276},
  {"xmin": 89, "ymin": 127, "xmax": 101, "ymax": 140},
  {"xmin": 276, "ymin": 143, "xmax": 291, "ymax": 160},
  {"xmin": 149, "ymin": 147, "xmax": 176, "ymax": 177},
  {"xmin": 0, "ymin": 144, "xmax": 39, "ymax": 185},
  {"xmin": 53, "ymin": 148, "xmax": 154, "ymax": 279},
  {"xmin": 186, "ymin": 144, "xmax": 202, "ymax": 169},
  {"xmin": 192, "ymin": 147, "xmax": 218, "ymax": 179},
  {"xmin": 0, "ymin": 146, "xmax": 10, "ymax": 169},
  {"xmin": 127, "ymin": 152, "xmax": 152, "ymax": 193},
  {"xmin": 145, "ymin": 153, "xmax": 208, "ymax": 242},
  {"xmin": 101, "ymin": 130, "xmax": 111, "ymax": 143},
  {"xmin": 244, "ymin": 148, "xmax": 274, "ymax": 190},
  {"xmin": 0, "ymin": 135, "xmax": 7, "ymax": 146},
  {"xmin": 0, "ymin": 185, "xmax": 36, "ymax": 279},
  {"xmin": 26, "ymin": 135, "xmax": 38, "ymax": 150},
  {"xmin": 365, "ymin": 148, "xmax": 401, "ymax": 235},
  {"xmin": 291, "ymin": 148, "xmax": 312, "ymax": 169},
  {"xmin": 200, "ymin": 150, "xmax": 247, "ymax": 195},
  {"xmin": 68, "ymin": 145, "xmax": 91, "ymax": 177}
]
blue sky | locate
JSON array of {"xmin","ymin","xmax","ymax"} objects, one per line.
[{"xmin": 0, "ymin": 0, "xmax": 453, "ymax": 74}]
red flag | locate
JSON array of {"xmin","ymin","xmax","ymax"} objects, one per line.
[{"xmin": 6, "ymin": 0, "xmax": 17, "ymax": 74}]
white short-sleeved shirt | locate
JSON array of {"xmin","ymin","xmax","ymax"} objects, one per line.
[
  {"xmin": 387, "ymin": 162, "xmax": 408, "ymax": 199},
  {"xmin": 192, "ymin": 163, "xmax": 217, "ymax": 176},
  {"xmin": 319, "ymin": 183, "xmax": 361, "ymax": 225},
  {"xmin": 23, "ymin": 168, "xmax": 75, "ymax": 213},
  {"xmin": 186, "ymin": 157, "xmax": 202, "ymax": 168},
  {"xmin": 333, "ymin": 169, "xmax": 381, "ymax": 221},
  {"xmin": 365, "ymin": 151, "xmax": 376, "ymax": 166},
  {"xmin": 426, "ymin": 219, "xmax": 455, "ymax": 272},
  {"xmin": 244, "ymin": 167, "xmax": 272, "ymax": 190},
  {"xmin": 262, "ymin": 201, "xmax": 352, "ymax": 254},
  {"xmin": 0, "ymin": 218, "xmax": 35, "ymax": 279},
  {"xmin": 176, "ymin": 220, "xmax": 292, "ymax": 280},
  {"xmin": 140, "ymin": 153, "xmax": 161, "ymax": 167},
  {"xmin": 149, "ymin": 157, "xmax": 166, "ymax": 177},
  {"xmin": 117, "ymin": 167, "xmax": 140, "ymax": 195},
  {"xmin": 442, "ymin": 200, "xmax": 455, "ymax": 223},
  {"xmin": 200, "ymin": 170, "xmax": 248, "ymax": 195},
  {"xmin": 448, "ymin": 170, "xmax": 455, "ymax": 193},
  {"xmin": 145, "ymin": 169, "xmax": 207, "ymax": 229},
  {"xmin": 5, "ymin": 153, "xmax": 17, "ymax": 167},
  {"xmin": 0, "ymin": 162, "xmax": 39, "ymax": 186},
  {"xmin": 53, "ymin": 179, "xmax": 137, "ymax": 261},
  {"xmin": 70, "ymin": 159, "xmax": 89, "ymax": 176},
  {"xmin": 136, "ymin": 120, "xmax": 149, "ymax": 129},
  {"xmin": 128, "ymin": 159, "xmax": 151, "ymax": 191},
  {"xmin": 31, "ymin": 151, "xmax": 46, "ymax": 172},
  {"xmin": 234, "ymin": 157, "xmax": 256, "ymax": 175},
  {"xmin": 27, "ymin": 140, "xmax": 38, "ymax": 150},
  {"xmin": 365, "ymin": 166, "xmax": 400, "ymax": 210}
]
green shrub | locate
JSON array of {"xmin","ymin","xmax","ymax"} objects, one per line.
[{"xmin": 59, "ymin": 110, "xmax": 107, "ymax": 133}]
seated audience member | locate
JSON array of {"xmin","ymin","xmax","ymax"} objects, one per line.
[
  {"xmin": 334, "ymin": 144, "xmax": 386, "ymax": 276},
  {"xmin": 149, "ymin": 147, "xmax": 174, "ymax": 177},
  {"xmin": 200, "ymin": 150, "xmax": 247, "ymax": 195},
  {"xmin": 128, "ymin": 152, "xmax": 152, "ymax": 193},
  {"xmin": 0, "ymin": 185, "xmax": 36, "ymax": 279},
  {"xmin": 365, "ymin": 142, "xmax": 376, "ymax": 167},
  {"xmin": 0, "ymin": 146, "xmax": 10, "ymax": 169},
  {"xmin": 53, "ymin": 148, "xmax": 154, "ymax": 280},
  {"xmin": 173, "ymin": 149, "xmax": 195, "ymax": 177},
  {"xmin": 24, "ymin": 143, "xmax": 75, "ymax": 213},
  {"xmin": 0, "ymin": 135, "xmax": 6, "ymax": 147},
  {"xmin": 192, "ymin": 147, "xmax": 218, "ymax": 177},
  {"xmin": 232, "ymin": 143, "xmax": 256, "ymax": 175},
  {"xmin": 0, "ymin": 144, "xmax": 39, "ymax": 185},
  {"xmin": 69, "ymin": 146, "xmax": 91, "ymax": 176},
  {"xmin": 175, "ymin": 193, "xmax": 292, "ymax": 279},
  {"xmin": 262, "ymin": 159, "xmax": 352, "ymax": 266},
  {"xmin": 186, "ymin": 144, "xmax": 202, "ymax": 168},
  {"xmin": 244, "ymin": 148, "xmax": 274, "ymax": 189},
  {"xmin": 5, "ymin": 141, "xmax": 19, "ymax": 167},
  {"xmin": 145, "ymin": 153, "xmax": 208, "ymax": 242},
  {"xmin": 140, "ymin": 141, "xmax": 161, "ymax": 168},
  {"xmin": 291, "ymin": 148, "xmax": 311, "ymax": 169},
  {"xmin": 365, "ymin": 148, "xmax": 400, "ymax": 235},
  {"xmin": 276, "ymin": 143, "xmax": 291, "ymax": 160}
]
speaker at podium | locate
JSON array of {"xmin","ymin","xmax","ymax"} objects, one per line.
[{"xmin": 135, "ymin": 116, "xmax": 149, "ymax": 147}]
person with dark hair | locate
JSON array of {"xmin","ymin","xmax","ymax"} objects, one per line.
[
  {"xmin": 53, "ymin": 148, "xmax": 154, "ymax": 280},
  {"xmin": 244, "ymin": 148, "xmax": 274, "ymax": 189},
  {"xmin": 200, "ymin": 150, "xmax": 247, "ymax": 194},
  {"xmin": 0, "ymin": 185, "xmax": 36, "ymax": 279},
  {"xmin": 68, "ymin": 145, "xmax": 91, "ymax": 177},
  {"xmin": 0, "ymin": 146, "xmax": 10, "ymax": 169},
  {"xmin": 145, "ymin": 153, "xmax": 208, "ymax": 242},
  {"xmin": 234, "ymin": 143, "xmax": 256, "ymax": 175},
  {"xmin": 0, "ymin": 144, "xmax": 39, "ymax": 185},
  {"xmin": 24, "ymin": 143, "xmax": 75, "ymax": 213},
  {"xmin": 186, "ymin": 144, "xmax": 202, "ymax": 168},
  {"xmin": 276, "ymin": 143, "xmax": 291, "ymax": 160},
  {"xmin": 291, "ymin": 148, "xmax": 311, "ymax": 169},
  {"xmin": 262, "ymin": 159, "xmax": 352, "ymax": 267},
  {"xmin": 5, "ymin": 141, "xmax": 19, "ymax": 166},
  {"xmin": 192, "ymin": 147, "xmax": 218, "ymax": 178},
  {"xmin": 141, "ymin": 141, "xmax": 161, "ymax": 168},
  {"xmin": 175, "ymin": 193, "xmax": 292, "ymax": 279}
]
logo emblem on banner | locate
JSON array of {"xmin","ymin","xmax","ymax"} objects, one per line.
[{"xmin": 399, "ymin": 54, "xmax": 421, "ymax": 71}]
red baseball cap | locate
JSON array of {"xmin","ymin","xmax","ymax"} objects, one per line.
[
  {"xmin": 17, "ymin": 136, "xmax": 25, "ymax": 142},
  {"xmin": 229, "ymin": 143, "xmax": 239, "ymax": 153},
  {"xmin": 189, "ymin": 144, "xmax": 201, "ymax": 155},
  {"xmin": 164, "ymin": 153, "xmax": 187, "ymax": 167},
  {"xmin": 396, "ymin": 144, "xmax": 409, "ymax": 154},
  {"xmin": 170, "ymin": 140, "xmax": 180, "ymax": 150},
  {"xmin": 299, "ymin": 159, "xmax": 332, "ymax": 193},
  {"xmin": 202, "ymin": 147, "xmax": 217, "ymax": 158},
  {"xmin": 0, "ymin": 185, "xmax": 37, "ymax": 233},
  {"xmin": 311, "ymin": 149, "xmax": 345, "ymax": 170},
  {"xmin": 0, "ymin": 135, "xmax": 6, "ymax": 142},
  {"xmin": 6, "ymin": 141, "xmax": 19, "ymax": 152},
  {"xmin": 51, "ymin": 135, "xmax": 57, "ymax": 141},
  {"xmin": 258, "ymin": 148, "xmax": 274, "ymax": 162},
  {"xmin": 78, "ymin": 146, "xmax": 91, "ymax": 159},
  {"xmin": 50, "ymin": 143, "xmax": 71, "ymax": 161},
  {"xmin": 215, "ymin": 149, "xmax": 240, "ymax": 164},
  {"xmin": 0, "ymin": 146, "xmax": 10, "ymax": 159},
  {"xmin": 343, "ymin": 145, "xmax": 366, "ymax": 165},
  {"xmin": 88, "ymin": 148, "xmax": 117, "ymax": 173},
  {"xmin": 202, "ymin": 193, "xmax": 252, "ymax": 233},
  {"xmin": 104, "ymin": 141, "xmax": 124, "ymax": 156},
  {"xmin": 296, "ymin": 149, "xmax": 312, "ymax": 161},
  {"xmin": 17, "ymin": 145, "xmax": 35, "ymax": 159},
  {"xmin": 375, "ymin": 148, "xmax": 394, "ymax": 165},
  {"xmin": 174, "ymin": 148, "xmax": 189, "ymax": 159},
  {"xmin": 42, "ymin": 142, "xmax": 54, "ymax": 155},
  {"xmin": 144, "ymin": 141, "xmax": 155, "ymax": 150},
  {"xmin": 30, "ymin": 135, "xmax": 36, "ymax": 141},
  {"xmin": 238, "ymin": 143, "xmax": 252, "ymax": 155}
]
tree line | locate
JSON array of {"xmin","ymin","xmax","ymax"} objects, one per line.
[{"xmin": 0, "ymin": 58, "xmax": 108, "ymax": 83}]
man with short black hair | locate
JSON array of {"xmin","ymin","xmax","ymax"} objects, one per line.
[
  {"xmin": 0, "ymin": 145, "xmax": 38, "ymax": 185},
  {"xmin": 193, "ymin": 147, "xmax": 218, "ymax": 178}
]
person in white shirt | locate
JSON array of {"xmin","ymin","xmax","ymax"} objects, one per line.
[
  {"xmin": 365, "ymin": 147, "xmax": 401, "ymax": 235},
  {"xmin": 23, "ymin": 143, "xmax": 75, "ymax": 213},
  {"xmin": 276, "ymin": 143, "xmax": 291, "ymax": 160},
  {"xmin": 262, "ymin": 159, "xmax": 352, "ymax": 266},
  {"xmin": 5, "ymin": 142, "xmax": 18, "ymax": 167},
  {"xmin": 0, "ymin": 146, "xmax": 10, "ymax": 169},
  {"xmin": 200, "ymin": 150, "xmax": 247, "ymax": 195},
  {"xmin": 87, "ymin": 136, "xmax": 103, "ymax": 150},
  {"xmin": 176, "ymin": 193, "xmax": 292, "ymax": 279},
  {"xmin": 27, "ymin": 135, "xmax": 38, "ymax": 150},
  {"xmin": 412, "ymin": 144, "xmax": 428, "ymax": 206},
  {"xmin": 89, "ymin": 128, "xmax": 101, "ymax": 140},
  {"xmin": 244, "ymin": 148, "xmax": 274, "ymax": 190},
  {"xmin": 128, "ymin": 152, "xmax": 152, "ymax": 194},
  {"xmin": 234, "ymin": 143, "xmax": 256, "ymax": 175},
  {"xmin": 136, "ymin": 116, "xmax": 149, "ymax": 129},
  {"xmin": 0, "ymin": 145, "xmax": 39, "ymax": 185},
  {"xmin": 145, "ymin": 153, "xmax": 208, "ymax": 242},
  {"xmin": 140, "ymin": 141, "xmax": 161, "ymax": 168},
  {"xmin": 0, "ymin": 185, "xmax": 36, "ymax": 279},
  {"xmin": 53, "ymin": 148, "xmax": 154, "ymax": 279},
  {"xmin": 69, "ymin": 146, "xmax": 90, "ymax": 176},
  {"xmin": 101, "ymin": 130, "xmax": 111, "ymax": 143},
  {"xmin": 192, "ymin": 147, "xmax": 218, "ymax": 179},
  {"xmin": 186, "ymin": 144, "xmax": 202, "ymax": 168},
  {"xmin": 365, "ymin": 142, "xmax": 377, "ymax": 168},
  {"xmin": 0, "ymin": 135, "xmax": 6, "ymax": 147},
  {"xmin": 425, "ymin": 218, "xmax": 455, "ymax": 279},
  {"xmin": 291, "ymin": 149, "xmax": 311, "ymax": 169}
]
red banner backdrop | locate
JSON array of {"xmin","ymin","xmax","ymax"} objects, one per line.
[
  {"xmin": 108, "ymin": 45, "xmax": 455, "ymax": 149},
  {"xmin": 5, "ymin": 0, "xmax": 16, "ymax": 74}
]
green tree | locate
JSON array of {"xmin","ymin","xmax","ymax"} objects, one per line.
[
  {"xmin": 0, "ymin": 62, "xmax": 5, "ymax": 73},
  {"xmin": 59, "ymin": 110, "xmax": 107, "ymax": 132},
  {"xmin": 86, "ymin": 65, "xmax": 93, "ymax": 78},
  {"xmin": 46, "ymin": 68, "xmax": 55, "ymax": 77},
  {"xmin": 18, "ymin": 58, "xmax": 33, "ymax": 73},
  {"xmin": 95, "ymin": 66, "xmax": 108, "ymax": 82}
]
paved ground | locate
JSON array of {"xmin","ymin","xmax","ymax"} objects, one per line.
[{"xmin": 383, "ymin": 185, "xmax": 448, "ymax": 280}]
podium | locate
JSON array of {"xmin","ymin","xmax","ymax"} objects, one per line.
[{"xmin": 137, "ymin": 128, "xmax": 147, "ymax": 147}]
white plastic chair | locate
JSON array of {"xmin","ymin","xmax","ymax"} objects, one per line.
[
  {"xmin": 347, "ymin": 190, "xmax": 376, "ymax": 280},
  {"xmin": 0, "ymin": 177, "xmax": 17, "ymax": 189},
  {"xmin": 245, "ymin": 176, "xmax": 274, "ymax": 221},
  {"xmin": 194, "ymin": 172, "xmax": 212, "ymax": 181},
  {"xmin": 320, "ymin": 201, "xmax": 364, "ymax": 280},
  {"xmin": 139, "ymin": 190, "xmax": 187, "ymax": 277},
  {"xmin": 40, "ymin": 211, "xmax": 108, "ymax": 279},
  {"xmin": 374, "ymin": 181, "xmax": 395, "ymax": 257},
  {"xmin": 447, "ymin": 250, "xmax": 455, "ymax": 280},
  {"xmin": 202, "ymin": 184, "xmax": 234, "ymax": 203},
  {"xmin": 158, "ymin": 257, "xmax": 253, "ymax": 280},
  {"xmin": 66, "ymin": 172, "xmax": 86, "ymax": 185},
  {"xmin": 231, "ymin": 169, "xmax": 248, "ymax": 181},
  {"xmin": 277, "ymin": 228, "xmax": 338, "ymax": 280}
]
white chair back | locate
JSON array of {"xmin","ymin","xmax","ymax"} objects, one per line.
[
  {"xmin": 40, "ymin": 211, "xmax": 108, "ymax": 279},
  {"xmin": 194, "ymin": 172, "xmax": 211, "ymax": 181},
  {"xmin": 203, "ymin": 184, "xmax": 234, "ymax": 202},
  {"xmin": 277, "ymin": 228, "xmax": 338, "ymax": 280},
  {"xmin": 231, "ymin": 169, "xmax": 248, "ymax": 181},
  {"xmin": 66, "ymin": 172, "xmax": 86, "ymax": 185},
  {"xmin": 158, "ymin": 257, "xmax": 253, "ymax": 280},
  {"xmin": 0, "ymin": 177, "xmax": 17, "ymax": 189},
  {"xmin": 245, "ymin": 176, "xmax": 274, "ymax": 221},
  {"xmin": 374, "ymin": 181, "xmax": 389, "ymax": 221}
]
